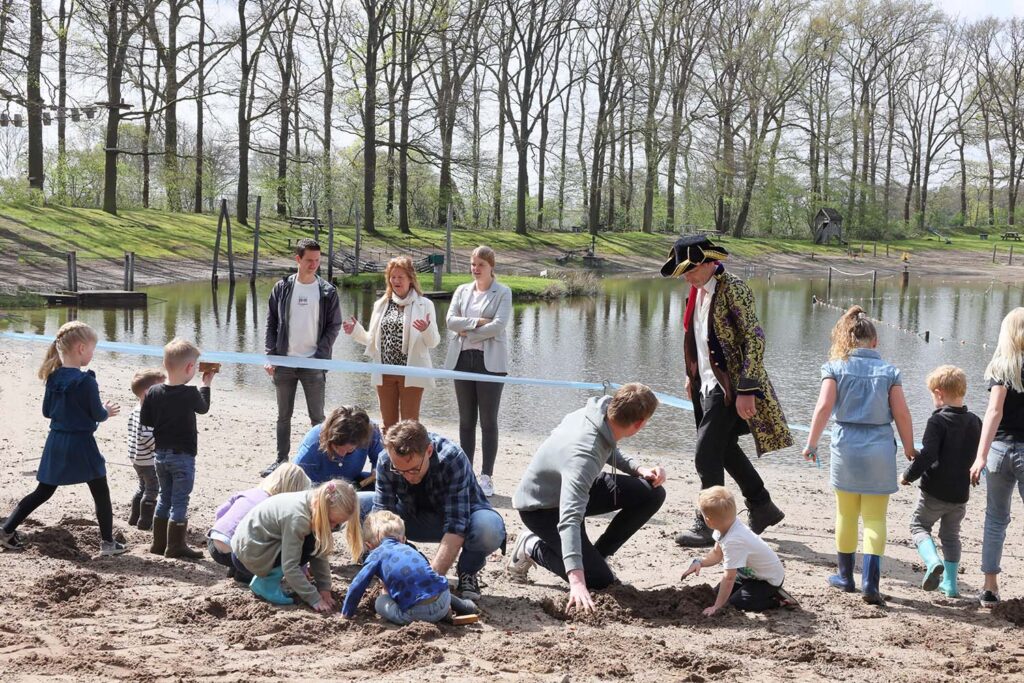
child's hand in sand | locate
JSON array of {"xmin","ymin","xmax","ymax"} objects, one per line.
[
  {"xmin": 680, "ymin": 558, "xmax": 702, "ymax": 580},
  {"xmin": 702, "ymin": 605, "xmax": 720, "ymax": 617}
]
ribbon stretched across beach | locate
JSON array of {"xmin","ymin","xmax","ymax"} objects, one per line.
[{"xmin": 0, "ymin": 331, "xmax": 814, "ymax": 436}]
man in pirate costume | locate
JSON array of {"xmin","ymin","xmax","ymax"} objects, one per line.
[{"xmin": 662, "ymin": 236, "xmax": 793, "ymax": 547}]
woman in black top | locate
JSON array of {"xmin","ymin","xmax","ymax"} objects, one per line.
[{"xmin": 970, "ymin": 307, "xmax": 1024, "ymax": 609}]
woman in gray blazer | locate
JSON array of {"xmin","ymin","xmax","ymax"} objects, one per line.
[{"xmin": 445, "ymin": 246, "xmax": 513, "ymax": 497}]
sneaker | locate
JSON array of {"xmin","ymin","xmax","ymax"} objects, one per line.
[
  {"xmin": 260, "ymin": 460, "xmax": 285, "ymax": 478},
  {"xmin": 506, "ymin": 532, "xmax": 537, "ymax": 582},
  {"xmin": 0, "ymin": 530, "xmax": 26, "ymax": 551},
  {"xmin": 99, "ymin": 540, "xmax": 128, "ymax": 556},
  {"xmin": 457, "ymin": 572, "xmax": 482, "ymax": 601},
  {"xmin": 478, "ymin": 474, "xmax": 495, "ymax": 497},
  {"xmin": 979, "ymin": 590, "xmax": 1000, "ymax": 608}
]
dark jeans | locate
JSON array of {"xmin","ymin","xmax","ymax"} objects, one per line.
[
  {"xmin": 2, "ymin": 477, "xmax": 114, "ymax": 542},
  {"xmin": 231, "ymin": 533, "xmax": 317, "ymax": 583},
  {"xmin": 695, "ymin": 386, "xmax": 768, "ymax": 506},
  {"xmin": 519, "ymin": 473, "xmax": 667, "ymax": 589},
  {"xmin": 453, "ymin": 350, "xmax": 506, "ymax": 476},
  {"xmin": 720, "ymin": 575, "xmax": 784, "ymax": 612},
  {"xmin": 273, "ymin": 367, "xmax": 326, "ymax": 461},
  {"xmin": 207, "ymin": 538, "xmax": 234, "ymax": 568},
  {"xmin": 132, "ymin": 464, "xmax": 159, "ymax": 504}
]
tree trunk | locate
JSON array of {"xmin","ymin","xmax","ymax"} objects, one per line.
[
  {"xmin": 236, "ymin": 1, "xmax": 251, "ymax": 225},
  {"xmin": 27, "ymin": 0, "xmax": 44, "ymax": 191},
  {"xmin": 557, "ymin": 94, "xmax": 570, "ymax": 231},
  {"xmin": 164, "ymin": 0, "xmax": 180, "ymax": 211},
  {"xmin": 102, "ymin": 0, "xmax": 129, "ymax": 215},
  {"xmin": 193, "ymin": 0, "xmax": 206, "ymax": 213},
  {"xmin": 471, "ymin": 70, "xmax": 483, "ymax": 227},
  {"xmin": 665, "ymin": 88, "xmax": 682, "ymax": 232},
  {"xmin": 536, "ymin": 105, "xmax": 549, "ymax": 232},
  {"xmin": 492, "ymin": 50, "xmax": 509, "ymax": 230},
  {"xmin": 386, "ymin": 26, "xmax": 398, "ymax": 220},
  {"xmin": 363, "ymin": 0, "xmax": 380, "ymax": 234},
  {"xmin": 56, "ymin": 0, "xmax": 71, "ymax": 200}
]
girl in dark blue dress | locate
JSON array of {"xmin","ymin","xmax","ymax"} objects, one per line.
[{"xmin": 0, "ymin": 321, "xmax": 126, "ymax": 556}]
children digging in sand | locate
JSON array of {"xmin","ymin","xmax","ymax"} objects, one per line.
[
  {"xmin": 341, "ymin": 510, "xmax": 479, "ymax": 625},
  {"xmin": 680, "ymin": 486, "xmax": 795, "ymax": 615}
]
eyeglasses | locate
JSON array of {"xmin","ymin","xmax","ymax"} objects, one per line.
[{"xmin": 388, "ymin": 455, "xmax": 426, "ymax": 475}]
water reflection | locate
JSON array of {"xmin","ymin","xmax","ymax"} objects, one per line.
[{"xmin": 4, "ymin": 276, "xmax": 1021, "ymax": 464}]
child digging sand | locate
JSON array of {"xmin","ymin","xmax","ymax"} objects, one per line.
[
  {"xmin": 680, "ymin": 486, "xmax": 795, "ymax": 615},
  {"xmin": 901, "ymin": 365, "xmax": 981, "ymax": 598},
  {"xmin": 342, "ymin": 511, "xmax": 479, "ymax": 625}
]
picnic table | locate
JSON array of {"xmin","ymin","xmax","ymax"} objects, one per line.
[{"xmin": 1001, "ymin": 231, "xmax": 1022, "ymax": 241}]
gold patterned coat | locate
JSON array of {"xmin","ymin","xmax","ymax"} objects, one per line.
[{"xmin": 683, "ymin": 267, "xmax": 793, "ymax": 456}]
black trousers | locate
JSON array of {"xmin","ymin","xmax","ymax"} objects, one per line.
[
  {"xmin": 695, "ymin": 386, "xmax": 768, "ymax": 506},
  {"xmin": 231, "ymin": 533, "xmax": 316, "ymax": 584},
  {"xmin": 207, "ymin": 538, "xmax": 234, "ymax": 568},
  {"xmin": 720, "ymin": 575, "xmax": 783, "ymax": 612},
  {"xmin": 2, "ymin": 477, "xmax": 114, "ymax": 542},
  {"xmin": 519, "ymin": 473, "xmax": 667, "ymax": 589},
  {"xmin": 453, "ymin": 350, "xmax": 506, "ymax": 476}
]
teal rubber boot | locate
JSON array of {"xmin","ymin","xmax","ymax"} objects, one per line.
[
  {"xmin": 250, "ymin": 567, "xmax": 294, "ymax": 605},
  {"xmin": 861, "ymin": 554, "xmax": 885, "ymax": 605},
  {"xmin": 939, "ymin": 561, "xmax": 959, "ymax": 598},
  {"xmin": 915, "ymin": 538, "xmax": 944, "ymax": 591}
]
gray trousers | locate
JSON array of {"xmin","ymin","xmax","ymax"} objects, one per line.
[
  {"xmin": 909, "ymin": 490, "xmax": 967, "ymax": 563},
  {"xmin": 273, "ymin": 367, "xmax": 326, "ymax": 461}
]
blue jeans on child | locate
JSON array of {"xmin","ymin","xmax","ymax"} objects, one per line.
[
  {"xmin": 375, "ymin": 590, "xmax": 452, "ymax": 625},
  {"xmin": 982, "ymin": 438, "xmax": 1024, "ymax": 575},
  {"xmin": 155, "ymin": 450, "xmax": 196, "ymax": 522}
]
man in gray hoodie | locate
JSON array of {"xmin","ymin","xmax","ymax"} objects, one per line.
[{"xmin": 509, "ymin": 383, "xmax": 668, "ymax": 613}]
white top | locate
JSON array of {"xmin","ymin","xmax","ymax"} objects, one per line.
[
  {"xmin": 127, "ymin": 404, "xmax": 156, "ymax": 467},
  {"xmin": 461, "ymin": 287, "xmax": 490, "ymax": 351},
  {"xmin": 287, "ymin": 279, "xmax": 321, "ymax": 357},
  {"xmin": 713, "ymin": 519, "xmax": 785, "ymax": 587},
  {"xmin": 694, "ymin": 277, "xmax": 719, "ymax": 396}
]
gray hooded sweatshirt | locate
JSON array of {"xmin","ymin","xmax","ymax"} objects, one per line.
[{"xmin": 512, "ymin": 396, "xmax": 639, "ymax": 573}]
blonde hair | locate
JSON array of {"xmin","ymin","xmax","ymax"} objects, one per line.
[
  {"xmin": 384, "ymin": 256, "xmax": 423, "ymax": 298},
  {"xmin": 38, "ymin": 321, "xmax": 98, "ymax": 380},
  {"xmin": 260, "ymin": 462, "xmax": 312, "ymax": 496},
  {"xmin": 163, "ymin": 338, "xmax": 201, "ymax": 370},
  {"xmin": 606, "ymin": 382, "xmax": 659, "ymax": 425},
  {"xmin": 927, "ymin": 365, "xmax": 968, "ymax": 399},
  {"xmin": 985, "ymin": 307, "xmax": 1024, "ymax": 393},
  {"xmin": 309, "ymin": 480, "xmax": 362, "ymax": 560},
  {"xmin": 131, "ymin": 368, "xmax": 166, "ymax": 398},
  {"xmin": 362, "ymin": 510, "xmax": 405, "ymax": 546},
  {"xmin": 698, "ymin": 486, "xmax": 737, "ymax": 522},
  {"xmin": 472, "ymin": 245, "xmax": 496, "ymax": 270},
  {"xmin": 829, "ymin": 305, "xmax": 877, "ymax": 361}
]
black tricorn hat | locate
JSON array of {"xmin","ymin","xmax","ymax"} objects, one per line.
[{"xmin": 660, "ymin": 235, "xmax": 729, "ymax": 277}]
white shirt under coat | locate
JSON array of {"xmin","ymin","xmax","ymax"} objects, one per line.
[
  {"xmin": 694, "ymin": 276, "xmax": 720, "ymax": 396},
  {"xmin": 287, "ymin": 279, "xmax": 321, "ymax": 357}
]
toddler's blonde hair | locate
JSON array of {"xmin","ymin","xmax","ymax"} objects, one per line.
[
  {"xmin": 164, "ymin": 338, "xmax": 201, "ymax": 370},
  {"xmin": 926, "ymin": 365, "xmax": 967, "ymax": 399},
  {"xmin": 362, "ymin": 510, "xmax": 405, "ymax": 546},
  {"xmin": 698, "ymin": 486, "xmax": 737, "ymax": 522}
]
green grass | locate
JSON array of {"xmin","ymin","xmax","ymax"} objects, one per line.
[
  {"xmin": 0, "ymin": 289, "xmax": 45, "ymax": 308},
  {"xmin": 337, "ymin": 273, "xmax": 566, "ymax": 299}
]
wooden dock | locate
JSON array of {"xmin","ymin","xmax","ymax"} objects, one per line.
[{"xmin": 33, "ymin": 290, "xmax": 148, "ymax": 308}]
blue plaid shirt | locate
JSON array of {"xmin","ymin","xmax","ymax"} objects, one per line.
[{"xmin": 373, "ymin": 433, "xmax": 491, "ymax": 536}]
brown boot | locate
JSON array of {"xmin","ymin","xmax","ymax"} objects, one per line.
[
  {"xmin": 137, "ymin": 500, "xmax": 156, "ymax": 531},
  {"xmin": 150, "ymin": 517, "xmax": 169, "ymax": 555},
  {"xmin": 165, "ymin": 520, "xmax": 203, "ymax": 560}
]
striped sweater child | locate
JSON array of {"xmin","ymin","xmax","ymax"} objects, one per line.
[
  {"xmin": 128, "ymin": 405, "xmax": 156, "ymax": 467},
  {"xmin": 127, "ymin": 403, "xmax": 160, "ymax": 527}
]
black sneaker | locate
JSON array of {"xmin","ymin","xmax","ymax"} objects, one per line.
[
  {"xmin": 457, "ymin": 572, "xmax": 481, "ymax": 601},
  {"xmin": 0, "ymin": 530, "xmax": 26, "ymax": 551},
  {"xmin": 979, "ymin": 590, "xmax": 1000, "ymax": 608},
  {"xmin": 260, "ymin": 460, "xmax": 286, "ymax": 478}
]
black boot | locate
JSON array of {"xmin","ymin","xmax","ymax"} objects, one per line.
[
  {"xmin": 165, "ymin": 520, "xmax": 203, "ymax": 560},
  {"xmin": 150, "ymin": 517, "xmax": 169, "ymax": 555},
  {"xmin": 675, "ymin": 509, "xmax": 714, "ymax": 548},
  {"xmin": 747, "ymin": 498, "xmax": 785, "ymax": 535},
  {"xmin": 260, "ymin": 459, "xmax": 286, "ymax": 478},
  {"xmin": 137, "ymin": 500, "xmax": 156, "ymax": 531},
  {"xmin": 128, "ymin": 493, "xmax": 142, "ymax": 527}
]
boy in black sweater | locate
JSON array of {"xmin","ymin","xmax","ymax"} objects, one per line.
[
  {"xmin": 141, "ymin": 338, "xmax": 214, "ymax": 560},
  {"xmin": 901, "ymin": 365, "xmax": 981, "ymax": 598}
]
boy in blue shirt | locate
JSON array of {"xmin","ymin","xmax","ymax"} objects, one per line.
[{"xmin": 342, "ymin": 511, "xmax": 478, "ymax": 624}]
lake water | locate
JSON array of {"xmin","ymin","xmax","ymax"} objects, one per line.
[{"xmin": 3, "ymin": 274, "xmax": 1022, "ymax": 466}]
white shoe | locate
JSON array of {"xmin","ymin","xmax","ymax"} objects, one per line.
[
  {"xmin": 479, "ymin": 474, "xmax": 495, "ymax": 497},
  {"xmin": 99, "ymin": 540, "xmax": 128, "ymax": 556},
  {"xmin": 506, "ymin": 532, "xmax": 536, "ymax": 582}
]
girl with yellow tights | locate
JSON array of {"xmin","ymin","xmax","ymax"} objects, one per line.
[{"xmin": 803, "ymin": 306, "xmax": 917, "ymax": 605}]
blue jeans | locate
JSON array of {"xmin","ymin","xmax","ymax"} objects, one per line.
[
  {"xmin": 155, "ymin": 450, "xmax": 196, "ymax": 522},
  {"xmin": 374, "ymin": 506, "xmax": 505, "ymax": 575},
  {"xmin": 374, "ymin": 590, "xmax": 451, "ymax": 626},
  {"xmin": 982, "ymin": 439, "xmax": 1024, "ymax": 575}
]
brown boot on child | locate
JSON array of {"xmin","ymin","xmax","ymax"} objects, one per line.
[{"xmin": 165, "ymin": 520, "xmax": 203, "ymax": 560}]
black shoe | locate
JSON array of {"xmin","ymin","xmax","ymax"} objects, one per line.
[
  {"xmin": 979, "ymin": 590, "xmax": 1000, "ymax": 608},
  {"xmin": 748, "ymin": 499, "xmax": 785, "ymax": 535},
  {"xmin": 457, "ymin": 572, "xmax": 481, "ymax": 601},
  {"xmin": 260, "ymin": 460, "xmax": 286, "ymax": 478},
  {"xmin": 675, "ymin": 510, "xmax": 714, "ymax": 548}
]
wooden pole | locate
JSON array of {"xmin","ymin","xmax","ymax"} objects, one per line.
[
  {"xmin": 993, "ymin": 244, "xmax": 997, "ymax": 263},
  {"xmin": 327, "ymin": 208, "xmax": 336, "ymax": 282},
  {"xmin": 826, "ymin": 266, "xmax": 832, "ymax": 303},
  {"xmin": 354, "ymin": 209, "xmax": 362, "ymax": 275},
  {"xmin": 212, "ymin": 199, "xmax": 223, "ymax": 286},
  {"xmin": 128, "ymin": 252, "xmax": 135, "ymax": 291},
  {"xmin": 873, "ymin": 242, "xmax": 877, "ymax": 258},
  {"xmin": 250, "ymin": 196, "xmax": 262, "ymax": 283},
  {"xmin": 886, "ymin": 243, "xmax": 890, "ymax": 258},
  {"xmin": 445, "ymin": 203, "xmax": 453, "ymax": 274},
  {"xmin": 66, "ymin": 251, "xmax": 77, "ymax": 292},
  {"xmin": 902, "ymin": 264, "xmax": 909, "ymax": 287},
  {"xmin": 313, "ymin": 200, "xmax": 320, "ymax": 242},
  {"xmin": 871, "ymin": 269, "xmax": 877, "ymax": 307},
  {"xmin": 123, "ymin": 252, "xmax": 130, "ymax": 290},
  {"xmin": 1011, "ymin": 244, "xmax": 1015, "ymax": 266},
  {"xmin": 222, "ymin": 198, "xmax": 236, "ymax": 283}
]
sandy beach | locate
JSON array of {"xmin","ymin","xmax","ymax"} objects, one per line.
[{"xmin": 1, "ymin": 340, "xmax": 1023, "ymax": 682}]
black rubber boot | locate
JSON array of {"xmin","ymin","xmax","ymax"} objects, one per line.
[
  {"xmin": 150, "ymin": 517, "xmax": 169, "ymax": 555},
  {"xmin": 137, "ymin": 500, "xmax": 156, "ymax": 531},
  {"xmin": 128, "ymin": 493, "xmax": 142, "ymax": 527}
]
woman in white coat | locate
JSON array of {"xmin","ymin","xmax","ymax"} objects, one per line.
[
  {"xmin": 343, "ymin": 256, "xmax": 440, "ymax": 433},
  {"xmin": 445, "ymin": 246, "xmax": 513, "ymax": 497}
]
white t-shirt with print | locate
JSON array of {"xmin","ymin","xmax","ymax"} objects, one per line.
[
  {"xmin": 712, "ymin": 518, "xmax": 785, "ymax": 587},
  {"xmin": 287, "ymin": 279, "xmax": 321, "ymax": 358}
]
